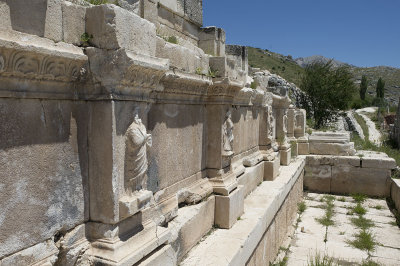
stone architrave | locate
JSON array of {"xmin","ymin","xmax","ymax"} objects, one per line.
[{"xmin": 119, "ymin": 107, "xmax": 153, "ymax": 221}]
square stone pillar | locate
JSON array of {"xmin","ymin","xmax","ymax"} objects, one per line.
[
  {"xmin": 206, "ymin": 105, "xmax": 238, "ymax": 196},
  {"xmin": 272, "ymin": 95, "xmax": 291, "ymax": 166},
  {"xmin": 287, "ymin": 105, "xmax": 296, "ymax": 140},
  {"xmin": 199, "ymin": 26, "xmax": 226, "ymax": 57}
]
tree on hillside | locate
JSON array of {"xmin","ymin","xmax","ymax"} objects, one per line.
[
  {"xmin": 360, "ymin": 75, "xmax": 368, "ymax": 100},
  {"xmin": 299, "ymin": 61, "xmax": 356, "ymax": 128},
  {"xmin": 376, "ymin": 77, "xmax": 385, "ymax": 98}
]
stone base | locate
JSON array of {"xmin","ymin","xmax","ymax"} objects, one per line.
[
  {"xmin": 137, "ymin": 245, "xmax": 177, "ymax": 266},
  {"xmin": 214, "ymin": 186, "xmax": 244, "ymax": 229},
  {"xmin": 298, "ymin": 142, "xmax": 309, "ymax": 155},
  {"xmin": 264, "ymin": 155, "xmax": 280, "ymax": 181},
  {"xmin": 119, "ymin": 190, "xmax": 153, "ymax": 221},
  {"xmin": 209, "ymin": 172, "xmax": 238, "ymax": 196},
  {"xmin": 90, "ymin": 221, "xmax": 170, "ymax": 266},
  {"xmin": 169, "ymin": 196, "xmax": 215, "ymax": 261},
  {"xmin": 280, "ymin": 148, "xmax": 291, "ymax": 166}
]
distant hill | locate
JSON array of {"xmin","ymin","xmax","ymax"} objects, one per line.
[
  {"xmin": 247, "ymin": 47, "xmax": 304, "ymax": 86},
  {"xmin": 295, "ymin": 55, "xmax": 350, "ymax": 68},
  {"xmin": 247, "ymin": 47, "xmax": 400, "ymax": 105}
]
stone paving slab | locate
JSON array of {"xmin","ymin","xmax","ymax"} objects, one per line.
[{"xmin": 285, "ymin": 192, "xmax": 400, "ymax": 265}]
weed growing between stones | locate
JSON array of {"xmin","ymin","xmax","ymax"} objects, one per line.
[
  {"xmin": 298, "ymin": 201, "xmax": 307, "ymax": 214},
  {"xmin": 316, "ymin": 196, "xmax": 335, "ymax": 227},
  {"xmin": 353, "ymin": 203, "xmax": 367, "ymax": 216},
  {"xmin": 307, "ymin": 252, "xmax": 336, "ymax": 266},
  {"xmin": 80, "ymin": 33, "xmax": 93, "ymax": 47},
  {"xmin": 372, "ymin": 205, "xmax": 383, "ymax": 210},
  {"xmin": 350, "ymin": 216, "xmax": 375, "ymax": 229},
  {"xmin": 338, "ymin": 197, "xmax": 346, "ymax": 202},
  {"xmin": 360, "ymin": 260, "xmax": 380, "ymax": 266},
  {"xmin": 351, "ymin": 193, "xmax": 367, "ymax": 203},
  {"xmin": 347, "ymin": 230, "xmax": 377, "ymax": 252},
  {"xmin": 270, "ymin": 256, "xmax": 288, "ymax": 266}
]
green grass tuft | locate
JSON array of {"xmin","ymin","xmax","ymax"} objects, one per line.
[
  {"xmin": 353, "ymin": 203, "xmax": 367, "ymax": 216},
  {"xmin": 298, "ymin": 201, "xmax": 307, "ymax": 214},
  {"xmin": 307, "ymin": 252, "xmax": 337, "ymax": 266},
  {"xmin": 360, "ymin": 260, "xmax": 380, "ymax": 266},
  {"xmin": 351, "ymin": 193, "xmax": 367, "ymax": 204},
  {"xmin": 350, "ymin": 215, "xmax": 375, "ymax": 229},
  {"xmin": 347, "ymin": 230, "xmax": 377, "ymax": 252},
  {"xmin": 270, "ymin": 256, "xmax": 288, "ymax": 266},
  {"xmin": 338, "ymin": 197, "xmax": 346, "ymax": 202}
]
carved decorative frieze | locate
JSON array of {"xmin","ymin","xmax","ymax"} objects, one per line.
[{"xmin": 0, "ymin": 48, "xmax": 86, "ymax": 82}]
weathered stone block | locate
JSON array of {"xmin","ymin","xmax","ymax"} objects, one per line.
[
  {"xmin": 4, "ymin": 0, "xmax": 63, "ymax": 41},
  {"xmin": 238, "ymin": 162, "xmax": 264, "ymax": 197},
  {"xmin": 214, "ymin": 186, "xmax": 244, "ymax": 229},
  {"xmin": 391, "ymin": 179, "xmax": 400, "ymax": 213},
  {"xmin": 138, "ymin": 245, "xmax": 177, "ymax": 266},
  {"xmin": 62, "ymin": 1, "xmax": 86, "ymax": 45},
  {"xmin": 0, "ymin": 239, "xmax": 59, "ymax": 266},
  {"xmin": 56, "ymin": 224, "xmax": 91, "ymax": 266},
  {"xmin": 333, "ymin": 156, "xmax": 361, "ymax": 167},
  {"xmin": 169, "ymin": 196, "xmax": 215, "ymax": 260},
  {"xmin": 86, "ymin": 4, "xmax": 156, "ymax": 56},
  {"xmin": 264, "ymin": 155, "xmax": 280, "ymax": 181},
  {"xmin": 199, "ymin": 27, "xmax": 225, "ymax": 56},
  {"xmin": 0, "ymin": 1, "xmax": 11, "ymax": 30},
  {"xmin": 280, "ymin": 148, "xmax": 291, "ymax": 166},
  {"xmin": 309, "ymin": 142, "xmax": 356, "ymax": 156},
  {"xmin": 156, "ymin": 36, "xmax": 209, "ymax": 74},
  {"xmin": 331, "ymin": 166, "xmax": 391, "ymax": 197},
  {"xmin": 362, "ymin": 157, "xmax": 396, "ymax": 169},
  {"xmin": 304, "ymin": 165, "xmax": 331, "ymax": 193},
  {"xmin": 0, "ymin": 99, "xmax": 87, "ymax": 258},
  {"xmin": 305, "ymin": 155, "xmax": 334, "ymax": 166},
  {"xmin": 298, "ymin": 142, "xmax": 309, "ymax": 155}
]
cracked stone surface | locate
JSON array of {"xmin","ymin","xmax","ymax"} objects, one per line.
[{"xmin": 283, "ymin": 192, "xmax": 400, "ymax": 266}]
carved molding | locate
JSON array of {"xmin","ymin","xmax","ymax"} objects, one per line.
[{"xmin": 0, "ymin": 47, "xmax": 86, "ymax": 82}]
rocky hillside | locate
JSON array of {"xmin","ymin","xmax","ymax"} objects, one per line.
[
  {"xmin": 295, "ymin": 55, "xmax": 349, "ymax": 68},
  {"xmin": 247, "ymin": 47, "xmax": 304, "ymax": 86},
  {"xmin": 248, "ymin": 47, "xmax": 400, "ymax": 105}
]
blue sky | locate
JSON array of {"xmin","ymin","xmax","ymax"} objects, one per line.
[{"xmin": 203, "ymin": 0, "xmax": 400, "ymax": 68}]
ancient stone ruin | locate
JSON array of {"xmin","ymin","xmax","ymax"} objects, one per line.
[{"xmin": 1, "ymin": 0, "xmax": 400, "ymax": 265}]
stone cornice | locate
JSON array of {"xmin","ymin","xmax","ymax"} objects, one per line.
[{"xmin": 0, "ymin": 31, "xmax": 88, "ymax": 99}]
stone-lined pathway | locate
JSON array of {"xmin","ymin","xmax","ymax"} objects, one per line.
[
  {"xmin": 283, "ymin": 193, "xmax": 400, "ymax": 265},
  {"xmin": 356, "ymin": 108, "xmax": 382, "ymax": 146}
]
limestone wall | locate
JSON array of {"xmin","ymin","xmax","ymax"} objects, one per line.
[
  {"xmin": 0, "ymin": 1, "xmax": 309, "ymax": 265},
  {"xmin": 304, "ymin": 152, "xmax": 396, "ymax": 197}
]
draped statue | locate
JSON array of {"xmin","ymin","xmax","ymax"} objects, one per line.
[
  {"xmin": 222, "ymin": 110, "xmax": 234, "ymax": 157},
  {"xmin": 125, "ymin": 108, "xmax": 152, "ymax": 195}
]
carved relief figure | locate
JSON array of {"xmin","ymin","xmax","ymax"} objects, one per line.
[
  {"xmin": 222, "ymin": 110, "xmax": 234, "ymax": 157},
  {"xmin": 267, "ymin": 106, "xmax": 274, "ymax": 139},
  {"xmin": 125, "ymin": 107, "xmax": 152, "ymax": 195},
  {"xmin": 283, "ymin": 113, "xmax": 288, "ymax": 134}
]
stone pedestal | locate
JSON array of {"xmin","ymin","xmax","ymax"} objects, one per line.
[
  {"xmin": 264, "ymin": 152, "xmax": 280, "ymax": 181},
  {"xmin": 280, "ymin": 148, "xmax": 291, "ymax": 166},
  {"xmin": 298, "ymin": 142, "xmax": 310, "ymax": 155},
  {"xmin": 89, "ymin": 220, "xmax": 170, "ymax": 266},
  {"xmin": 287, "ymin": 105, "xmax": 295, "ymax": 140},
  {"xmin": 214, "ymin": 186, "xmax": 244, "ymax": 229}
]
